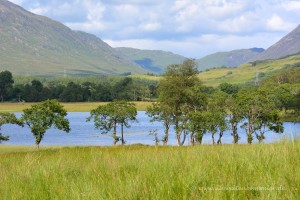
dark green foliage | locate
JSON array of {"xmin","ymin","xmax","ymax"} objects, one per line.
[
  {"xmin": 157, "ymin": 59, "xmax": 208, "ymax": 145},
  {"xmin": 237, "ymin": 88, "xmax": 283, "ymax": 144},
  {"xmin": 87, "ymin": 101, "xmax": 137, "ymax": 145},
  {"xmin": 0, "ymin": 71, "xmax": 14, "ymax": 102},
  {"xmin": 3, "ymin": 72, "xmax": 158, "ymax": 102},
  {"xmin": 21, "ymin": 100, "xmax": 70, "ymax": 149},
  {"xmin": 218, "ymin": 82, "xmax": 239, "ymax": 94},
  {"xmin": 146, "ymin": 103, "xmax": 172, "ymax": 144},
  {"xmin": 0, "ymin": 112, "xmax": 23, "ymax": 142}
]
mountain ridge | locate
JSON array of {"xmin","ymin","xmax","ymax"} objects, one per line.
[
  {"xmin": 196, "ymin": 48, "xmax": 265, "ymax": 71},
  {"xmin": 252, "ymin": 25, "xmax": 300, "ymax": 61},
  {"xmin": 115, "ymin": 47, "xmax": 187, "ymax": 74},
  {"xmin": 0, "ymin": 0, "xmax": 145, "ymax": 76}
]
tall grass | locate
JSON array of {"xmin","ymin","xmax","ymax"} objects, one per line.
[{"xmin": 0, "ymin": 141, "xmax": 299, "ymax": 199}]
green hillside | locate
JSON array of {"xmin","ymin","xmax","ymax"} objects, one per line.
[
  {"xmin": 115, "ymin": 47, "xmax": 187, "ymax": 74},
  {"xmin": 0, "ymin": 0, "xmax": 145, "ymax": 77},
  {"xmin": 198, "ymin": 53, "xmax": 300, "ymax": 87},
  {"xmin": 133, "ymin": 53, "xmax": 300, "ymax": 87},
  {"xmin": 196, "ymin": 48, "xmax": 264, "ymax": 71}
]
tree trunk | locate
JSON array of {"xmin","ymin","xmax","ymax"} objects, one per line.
[
  {"xmin": 212, "ymin": 133, "xmax": 215, "ymax": 145},
  {"xmin": 176, "ymin": 123, "xmax": 187, "ymax": 146},
  {"xmin": 231, "ymin": 122, "xmax": 239, "ymax": 144},
  {"xmin": 121, "ymin": 123, "xmax": 125, "ymax": 145},
  {"xmin": 113, "ymin": 121, "xmax": 118, "ymax": 145},
  {"xmin": 217, "ymin": 131, "xmax": 223, "ymax": 145},
  {"xmin": 190, "ymin": 131, "xmax": 195, "ymax": 146},
  {"xmin": 163, "ymin": 122, "xmax": 170, "ymax": 145}
]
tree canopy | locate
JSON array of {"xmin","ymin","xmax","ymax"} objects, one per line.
[{"xmin": 21, "ymin": 100, "xmax": 70, "ymax": 149}]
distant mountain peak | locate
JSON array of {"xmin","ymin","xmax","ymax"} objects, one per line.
[{"xmin": 253, "ymin": 24, "xmax": 300, "ymax": 61}]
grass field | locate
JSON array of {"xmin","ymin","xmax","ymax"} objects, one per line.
[
  {"xmin": 132, "ymin": 53, "xmax": 300, "ymax": 87},
  {"xmin": 0, "ymin": 141, "xmax": 299, "ymax": 199},
  {"xmin": 0, "ymin": 102, "xmax": 153, "ymax": 112}
]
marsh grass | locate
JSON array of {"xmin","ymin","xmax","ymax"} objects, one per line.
[{"xmin": 0, "ymin": 141, "xmax": 299, "ymax": 199}]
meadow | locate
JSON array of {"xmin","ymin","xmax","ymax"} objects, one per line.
[
  {"xmin": 132, "ymin": 53, "xmax": 300, "ymax": 87},
  {"xmin": 0, "ymin": 140, "xmax": 299, "ymax": 199},
  {"xmin": 0, "ymin": 102, "xmax": 153, "ymax": 112}
]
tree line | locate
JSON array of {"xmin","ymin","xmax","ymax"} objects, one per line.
[
  {"xmin": 145, "ymin": 59, "xmax": 299, "ymax": 145},
  {"xmin": 0, "ymin": 71, "xmax": 158, "ymax": 102},
  {"xmin": 0, "ymin": 60, "xmax": 299, "ymax": 147}
]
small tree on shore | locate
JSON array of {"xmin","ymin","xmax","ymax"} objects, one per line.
[
  {"xmin": 21, "ymin": 100, "xmax": 70, "ymax": 149},
  {"xmin": 0, "ymin": 112, "xmax": 23, "ymax": 142},
  {"xmin": 87, "ymin": 101, "xmax": 137, "ymax": 145}
]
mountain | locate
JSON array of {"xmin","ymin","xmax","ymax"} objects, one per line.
[
  {"xmin": 115, "ymin": 47, "xmax": 187, "ymax": 74},
  {"xmin": 253, "ymin": 25, "xmax": 300, "ymax": 61},
  {"xmin": 0, "ymin": 0, "xmax": 145, "ymax": 77},
  {"xmin": 196, "ymin": 48, "xmax": 264, "ymax": 71}
]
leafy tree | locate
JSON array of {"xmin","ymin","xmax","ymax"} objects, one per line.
[
  {"xmin": 218, "ymin": 82, "xmax": 239, "ymax": 94},
  {"xmin": 87, "ymin": 101, "xmax": 137, "ymax": 145},
  {"xmin": 0, "ymin": 71, "xmax": 14, "ymax": 102},
  {"xmin": 188, "ymin": 111, "xmax": 208, "ymax": 145},
  {"xmin": 146, "ymin": 103, "xmax": 172, "ymax": 145},
  {"xmin": 21, "ymin": 100, "xmax": 70, "ymax": 149},
  {"xmin": 225, "ymin": 94, "xmax": 244, "ymax": 144},
  {"xmin": 0, "ymin": 112, "xmax": 23, "ymax": 142},
  {"xmin": 117, "ymin": 101, "xmax": 137, "ymax": 144},
  {"xmin": 237, "ymin": 88, "xmax": 283, "ymax": 144},
  {"xmin": 158, "ymin": 59, "xmax": 207, "ymax": 145},
  {"xmin": 59, "ymin": 82, "xmax": 85, "ymax": 102}
]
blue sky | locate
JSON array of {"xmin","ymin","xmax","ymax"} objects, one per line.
[{"xmin": 9, "ymin": 0, "xmax": 300, "ymax": 58}]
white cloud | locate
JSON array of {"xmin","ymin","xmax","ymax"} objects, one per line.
[
  {"xmin": 8, "ymin": 0, "xmax": 23, "ymax": 5},
  {"xmin": 267, "ymin": 14, "xmax": 296, "ymax": 31},
  {"xmin": 140, "ymin": 22, "xmax": 161, "ymax": 31},
  {"xmin": 29, "ymin": 7, "xmax": 49, "ymax": 15},
  {"xmin": 282, "ymin": 1, "xmax": 300, "ymax": 10}
]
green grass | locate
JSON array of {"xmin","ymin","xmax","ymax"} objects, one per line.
[{"xmin": 0, "ymin": 141, "xmax": 299, "ymax": 199}]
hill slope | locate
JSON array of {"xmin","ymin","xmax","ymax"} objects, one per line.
[
  {"xmin": 115, "ymin": 47, "xmax": 187, "ymax": 74},
  {"xmin": 198, "ymin": 53, "xmax": 300, "ymax": 86},
  {"xmin": 196, "ymin": 48, "xmax": 264, "ymax": 71},
  {"xmin": 135, "ymin": 53, "xmax": 300, "ymax": 87},
  {"xmin": 253, "ymin": 25, "xmax": 300, "ymax": 61},
  {"xmin": 0, "ymin": 0, "xmax": 145, "ymax": 76}
]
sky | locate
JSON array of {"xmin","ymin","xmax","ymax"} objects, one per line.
[{"xmin": 8, "ymin": 0, "xmax": 300, "ymax": 58}]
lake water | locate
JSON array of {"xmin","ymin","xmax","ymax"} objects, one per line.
[{"xmin": 1, "ymin": 112, "xmax": 300, "ymax": 146}]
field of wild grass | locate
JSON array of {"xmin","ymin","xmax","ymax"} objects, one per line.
[{"xmin": 0, "ymin": 141, "xmax": 299, "ymax": 199}]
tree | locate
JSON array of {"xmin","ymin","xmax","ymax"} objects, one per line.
[
  {"xmin": 226, "ymin": 95, "xmax": 243, "ymax": 144},
  {"xmin": 0, "ymin": 112, "xmax": 23, "ymax": 142},
  {"xmin": 158, "ymin": 59, "xmax": 207, "ymax": 146},
  {"xmin": 117, "ymin": 101, "xmax": 137, "ymax": 144},
  {"xmin": 0, "ymin": 71, "xmax": 14, "ymax": 102},
  {"xmin": 237, "ymin": 88, "xmax": 283, "ymax": 144},
  {"xmin": 146, "ymin": 103, "xmax": 172, "ymax": 145},
  {"xmin": 218, "ymin": 82, "xmax": 239, "ymax": 94},
  {"xmin": 21, "ymin": 100, "xmax": 70, "ymax": 149},
  {"xmin": 87, "ymin": 101, "xmax": 137, "ymax": 145}
]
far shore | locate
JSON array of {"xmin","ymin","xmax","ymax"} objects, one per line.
[{"xmin": 0, "ymin": 102, "xmax": 153, "ymax": 112}]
